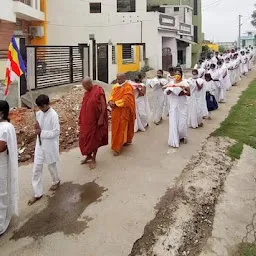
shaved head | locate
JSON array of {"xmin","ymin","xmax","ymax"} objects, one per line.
[
  {"xmin": 82, "ymin": 76, "xmax": 92, "ymax": 84},
  {"xmin": 82, "ymin": 76, "xmax": 93, "ymax": 91},
  {"xmin": 116, "ymin": 73, "xmax": 126, "ymax": 85}
]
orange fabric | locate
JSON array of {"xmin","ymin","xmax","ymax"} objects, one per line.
[{"xmin": 110, "ymin": 82, "xmax": 136, "ymax": 152}]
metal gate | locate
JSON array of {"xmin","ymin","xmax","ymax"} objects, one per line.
[
  {"xmin": 26, "ymin": 45, "xmax": 89, "ymax": 90},
  {"xmin": 162, "ymin": 47, "xmax": 172, "ymax": 71}
]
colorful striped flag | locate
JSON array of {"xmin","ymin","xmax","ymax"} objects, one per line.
[{"xmin": 4, "ymin": 36, "xmax": 26, "ymax": 96}]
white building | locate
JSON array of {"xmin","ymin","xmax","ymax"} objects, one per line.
[{"xmin": 44, "ymin": 0, "xmax": 195, "ymax": 83}]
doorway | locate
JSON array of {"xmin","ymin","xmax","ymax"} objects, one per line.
[
  {"xmin": 97, "ymin": 44, "xmax": 109, "ymax": 83},
  {"xmin": 162, "ymin": 47, "xmax": 172, "ymax": 71}
]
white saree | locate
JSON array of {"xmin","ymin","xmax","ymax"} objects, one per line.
[
  {"xmin": 148, "ymin": 78, "xmax": 168, "ymax": 124},
  {"xmin": 0, "ymin": 122, "xmax": 18, "ymax": 235},
  {"xmin": 164, "ymin": 81, "xmax": 189, "ymax": 148},
  {"xmin": 187, "ymin": 78, "xmax": 204, "ymax": 128},
  {"xmin": 133, "ymin": 83, "xmax": 151, "ymax": 133}
]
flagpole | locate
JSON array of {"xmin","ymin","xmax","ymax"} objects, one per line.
[
  {"xmin": 25, "ymin": 72, "xmax": 42, "ymax": 146},
  {"xmin": 17, "ymin": 78, "xmax": 21, "ymax": 108}
]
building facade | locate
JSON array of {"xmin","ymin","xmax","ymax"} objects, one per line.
[
  {"xmin": 216, "ymin": 41, "xmax": 237, "ymax": 50},
  {"xmin": 0, "ymin": 0, "xmax": 199, "ymax": 84},
  {"xmin": 239, "ymin": 32, "xmax": 256, "ymax": 49},
  {"xmin": 147, "ymin": 0, "xmax": 202, "ymax": 66},
  {"xmin": 41, "ymin": 0, "xmax": 195, "ymax": 82}
]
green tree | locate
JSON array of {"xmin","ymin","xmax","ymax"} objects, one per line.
[
  {"xmin": 202, "ymin": 45, "xmax": 209, "ymax": 53},
  {"xmin": 251, "ymin": 5, "xmax": 256, "ymax": 27},
  {"xmin": 219, "ymin": 45, "xmax": 225, "ymax": 53}
]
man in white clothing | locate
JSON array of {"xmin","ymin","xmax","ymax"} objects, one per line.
[{"xmin": 28, "ymin": 95, "xmax": 61, "ymax": 205}]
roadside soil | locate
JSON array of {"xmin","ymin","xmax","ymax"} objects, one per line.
[{"xmin": 129, "ymin": 136, "xmax": 235, "ymax": 256}]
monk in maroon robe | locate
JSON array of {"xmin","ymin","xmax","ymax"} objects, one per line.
[{"xmin": 79, "ymin": 77, "xmax": 108, "ymax": 169}]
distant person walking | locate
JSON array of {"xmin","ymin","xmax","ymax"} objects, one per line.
[
  {"xmin": 0, "ymin": 101, "xmax": 18, "ymax": 235},
  {"xmin": 79, "ymin": 77, "xmax": 108, "ymax": 169}
]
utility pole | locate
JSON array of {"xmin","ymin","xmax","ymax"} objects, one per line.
[{"xmin": 238, "ymin": 15, "xmax": 242, "ymax": 49}]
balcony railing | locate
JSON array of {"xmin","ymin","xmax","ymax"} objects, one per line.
[
  {"xmin": 14, "ymin": 0, "xmax": 31, "ymax": 6},
  {"xmin": 13, "ymin": 0, "xmax": 41, "ymax": 12},
  {"xmin": 13, "ymin": 0, "xmax": 44, "ymax": 21}
]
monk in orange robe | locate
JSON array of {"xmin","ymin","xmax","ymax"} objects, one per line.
[
  {"xmin": 109, "ymin": 73, "xmax": 136, "ymax": 156},
  {"xmin": 79, "ymin": 77, "xmax": 108, "ymax": 169}
]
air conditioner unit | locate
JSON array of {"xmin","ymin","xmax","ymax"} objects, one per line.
[{"xmin": 29, "ymin": 26, "xmax": 44, "ymax": 38}]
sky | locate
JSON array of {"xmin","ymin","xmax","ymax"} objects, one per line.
[{"xmin": 202, "ymin": 0, "xmax": 255, "ymax": 42}]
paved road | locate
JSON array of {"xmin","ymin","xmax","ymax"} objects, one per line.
[{"xmin": 0, "ymin": 72, "xmax": 255, "ymax": 256}]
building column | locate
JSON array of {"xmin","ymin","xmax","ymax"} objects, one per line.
[
  {"xmin": 186, "ymin": 44, "xmax": 192, "ymax": 68},
  {"xmin": 36, "ymin": 0, "xmax": 40, "ymax": 10},
  {"xmin": 31, "ymin": 0, "xmax": 36, "ymax": 8}
]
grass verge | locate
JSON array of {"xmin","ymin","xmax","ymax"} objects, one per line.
[
  {"xmin": 213, "ymin": 80, "xmax": 256, "ymax": 160},
  {"xmin": 233, "ymin": 243, "xmax": 256, "ymax": 256}
]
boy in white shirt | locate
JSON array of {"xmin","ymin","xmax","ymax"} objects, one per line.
[{"xmin": 28, "ymin": 94, "xmax": 61, "ymax": 206}]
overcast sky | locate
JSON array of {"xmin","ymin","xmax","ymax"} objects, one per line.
[{"xmin": 202, "ymin": 0, "xmax": 255, "ymax": 42}]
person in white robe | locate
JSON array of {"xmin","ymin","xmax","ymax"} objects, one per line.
[
  {"xmin": 0, "ymin": 101, "xmax": 18, "ymax": 235},
  {"xmin": 164, "ymin": 67, "xmax": 175, "ymax": 116},
  {"xmin": 28, "ymin": 95, "xmax": 61, "ymax": 206},
  {"xmin": 132, "ymin": 77, "xmax": 151, "ymax": 133},
  {"xmin": 233, "ymin": 54, "xmax": 242, "ymax": 84},
  {"xmin": 240, "ymin": 50, "xmax": 248, "ymax": 75},
  {"xmin": 226, "ymin": 57, "xmax": 236, "ymax": 86},
  {"xmin": 247, "ymin": 49, "xmax": 253, "ymax": 71},
  {"xmin": 208, "ymin": 63, "xmax": 221, "ymax": 102},
  {"xmin": 211, "ymin": 53, "xmax": 218, "ymax": 66},
  {"xmin": 218, "ymin": 60, "xmax": 231, "ymax": 100},
  {"xmin": 167, "ymin": 67, "xmax": 175, "ymax": 82},
  {"xmin": 164, "ymin": 69, "xmax": 191, "ymax": 148},
  {"xmin": 201, "ymin": 58, "xmax": 208, "ymax": 70},
  {"xmin": 187, "ymin": 69, "xmax": 205, "ymax": 129},
  {"xmin": 204, "ymin": 73, "xmax": 218, "ymax": 119},
  {"xmin": 148, "ymin": 70, "xmax": 168, "ymax": 125}
]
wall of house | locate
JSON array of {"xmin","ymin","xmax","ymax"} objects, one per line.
[
  {"xmin": 147, "ymin": 0, "xmax": 193, "ymax": 7},
  {"xmin": 46, "ymin": 0, "xmax": 146, "ymax": 45},
  {"xmin": 45, "ymin": 0, "xmax": 190, "ymax": 70},
  {"xmin": 31, "ymin": 0, "xmax": 47, "ymax": 45},
  {"xmin": 165, "ymin": 5, "xmax": 193, "ymax": 25},
  {"xmin": 0, "ymin": 0, "xmax": 16, "ymax": 22},
  {"xmin": 117, "ymin": 45, "xmax": 140, "ymax": 73},
  {"xmin": 0, "ymin": 19, "xmax": 30, "ymax": 49},
  {"xmin": 192, "ymin": 0, "xmax": 202, "ymax": 65},
  {"xmin": 146, "ymin": 0, "xmax": 202, "ymax": 66}
]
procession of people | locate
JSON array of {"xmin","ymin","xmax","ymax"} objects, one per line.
[{"xmin": 0, "ymin": 46, "xmax": 255, "ymax": 236}]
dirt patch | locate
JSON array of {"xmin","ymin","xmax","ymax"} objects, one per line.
[
  {"xmin": 129, "ymin": 136, "xmax": 234, "ymax": 256},
  {"xmin": 11, "ymin": 181, "xmax": 107, "ymax": 240},
  {"xmin": 11, "ymin": 86, "xmax": 111, "ymax": 164}
]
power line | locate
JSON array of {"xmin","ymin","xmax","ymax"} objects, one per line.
[{"xmin": 202, "ymin": 0, "xmax": 223, "ymax": 11}]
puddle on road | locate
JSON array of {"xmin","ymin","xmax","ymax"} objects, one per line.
[{"xmin": 11, "ymin": 181, "xmax": 107, "ymax": 241}]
